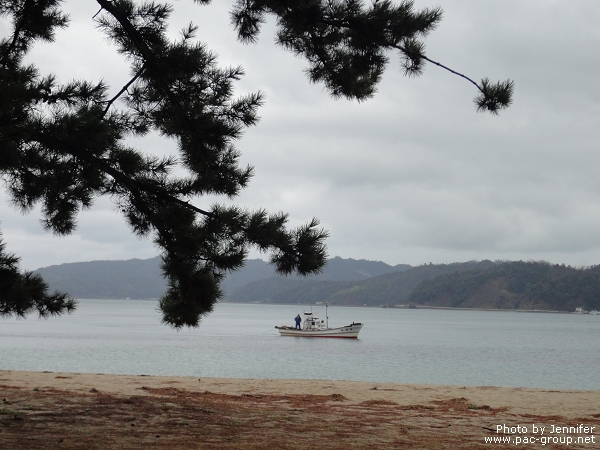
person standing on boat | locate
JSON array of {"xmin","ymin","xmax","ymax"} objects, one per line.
[{"xmin": 294, "ymin": 314, "xmax": 302, "ymax": 329}]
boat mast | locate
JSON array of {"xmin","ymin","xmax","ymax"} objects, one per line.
[{"xmin": 326, "ymin": 302, "xmax": 329, "ymax": 329}]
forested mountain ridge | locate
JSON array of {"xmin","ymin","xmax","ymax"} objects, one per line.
[
  {"xmin": 227, "ymin": 261, "xmax": 498, "ymax": 306},
  {"xmin": 34, "ymin": 256, "xmax": 408, "ymax": 300},
  {"xmin": 407, "ymin": 261, "xmax": 600, "ymax": 312},
  {"xmin": 35, "ymin": 258, "xmax": 599, "ymax": 312}
]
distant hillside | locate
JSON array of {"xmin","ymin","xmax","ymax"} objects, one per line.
[
  {"xmin": 228, "ymin": 261, "xmax": 498, "ymax": 306},
  {"xmin": 227, "ymin": 277, "xmax": 349, "ymax": 305},
  {"xmin": 221, "ymin": 259, "xmax": 275, "ymax": 293},
  {"xmin": 34, "ymin": 256, "xmax": 408, "ymax": 300},
  {"xmin": 308, "ymin": 256, "xmax": 411, "ymax": 280},
  {"xmin": 407, "ymin": 261, "xmax": 600, "ymax": 312},
  {"xmin": 35, "ymin": 257, "xmax": 166, "ymax": 299},
  {"xmin": 34, "ymin": 257, "xmax": 598, "ymax": 312}
]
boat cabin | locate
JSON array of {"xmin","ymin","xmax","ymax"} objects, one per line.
[{"xmin": 302, "ymin": 311, "xmax": 327, "ymax": 331}]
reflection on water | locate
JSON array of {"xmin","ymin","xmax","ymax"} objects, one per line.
[{"xmin": 1, "ymin": 300, "xmax": 599, "ymax": 390}]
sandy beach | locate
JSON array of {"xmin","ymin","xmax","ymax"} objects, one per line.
[{"xmin": 1, "ymin": 370, "xmax": 599, "ymax": 449}]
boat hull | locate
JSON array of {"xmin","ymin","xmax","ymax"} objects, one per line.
[{"xmin": 275, "ymin": 323, "xmax": 363, "ymax": 338}]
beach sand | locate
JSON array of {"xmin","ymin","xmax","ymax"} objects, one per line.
[{"xmin": 1, "ymin": 370, "xmax": 599, "ymax": 449}]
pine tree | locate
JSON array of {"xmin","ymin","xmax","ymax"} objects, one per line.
[
  {"xmin": 0, "ymin": 0, "xmax": 513, "ymax": 327},
  {"xmin": 0, "ymin": 233, "xmax": 76, "ymax": 318}
]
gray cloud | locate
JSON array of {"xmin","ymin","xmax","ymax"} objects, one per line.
[{"xmin": 2, "ymin": 0, "xmax": 600, "ymax": 270}]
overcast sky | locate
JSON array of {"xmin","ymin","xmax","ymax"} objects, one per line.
[{"xmin": 2, "ymin": 0, "xmax": 600, "ymax": 271}]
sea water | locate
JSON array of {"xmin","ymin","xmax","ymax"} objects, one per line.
[{"xmin": 1, "ymin": 300, "xmax": 599, "ymax": 390}]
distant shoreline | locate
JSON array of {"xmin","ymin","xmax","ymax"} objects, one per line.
[
  {"xmin": 76, "ymin": 298, "xmax": 586, "ymax": 314},
  {"xmin": 391, "ymin": 304, "xmax": 572, "ymax": 314}
]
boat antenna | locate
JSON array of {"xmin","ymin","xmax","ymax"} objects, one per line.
[{"xmin": 326, "ymin": 302, "xmax": 329, "ymax": 329}]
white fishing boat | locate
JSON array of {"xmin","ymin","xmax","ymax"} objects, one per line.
[{"xmin": 275, "ymin": 304, "xmax": 363, "ymax": 338}]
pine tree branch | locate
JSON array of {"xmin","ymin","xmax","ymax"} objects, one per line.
[
  {"xmin": 101, "ymin": 65, "xmax": 146, "ymax": 117},
  {"xmin": 95, "ymin": 0, "xmax": 200, "ymax": 138},
  {"xmin": 94, "ymin": 157, "xmax": 214, "ymax": 218},
  {"xmin": 1, "ymin": 0, "xmax": 33, "ymax": 63},
  {"xmin": 393, "ymin": 44, "xmax": 483, "ymax": 94},
  {"xmin": 286, "ymin": 6, "xmax": 490, "ymax": 100},
  {"xmin": 297, "ymin": 9, "xmax": 484, "ymax": 95},
  {"xmin": 93, "ymin": 1, "xmax": 219, "ymax": 218}
]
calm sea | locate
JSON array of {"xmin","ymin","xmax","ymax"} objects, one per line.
[{"xmin": 1, "ymin": 300, "xmax": 599, "ymax": 390}]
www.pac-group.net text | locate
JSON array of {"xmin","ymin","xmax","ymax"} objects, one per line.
[{"xmin": 484, "ymin": 424, "xmax": 596, "ymax": 446}]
